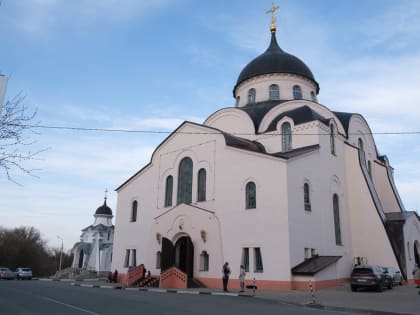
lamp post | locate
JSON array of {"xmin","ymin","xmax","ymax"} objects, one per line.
[{"xmin": 57, "ymin": 235, "xmax": 63, "ymax": 277}]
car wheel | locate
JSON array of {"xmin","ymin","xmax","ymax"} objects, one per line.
[{"xmin": 351, "ymin": 285, "xmax": 357, "ymax": 292}]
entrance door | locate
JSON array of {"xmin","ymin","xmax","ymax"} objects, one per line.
[
  {"xmin": 161, "ymin": 236, "xmax": 194, "ymax": 278},
  {"xmin": 161, "ymin": 237, "xmax": 175, "ymax": 271}
]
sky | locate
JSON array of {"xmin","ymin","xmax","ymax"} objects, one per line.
[{"xmin": 1, "ymin": 0, "xmax": 419, "ymax": 252}]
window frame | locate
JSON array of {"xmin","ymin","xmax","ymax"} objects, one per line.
[
  {"xmin": 269, "ymin": 84, "xmax": 280, "ymax": 100},
  {"xmin": 164, "ymin": 175, "xmax": 173, "ymax": 207},
  {"xmin": 245, "ymin": 181, "xmax": 256, "ymax": 209},
  {"xmin": 304, "ymin": 182, "xmax": 311, "ymax": 211},
  {"xmin": 197, "ymin": 168, "xmax": 207, "ymax": 202},
  {"xmin": 130, "ymin": 200, "xmax": 138, "ymax": 222},
  {"xmin": 281, "ymin": 122, "xmax": 292, "ymax": 152},
  {"xmin": 254, "ymin": 247, "xmax": 264, "ymax": 272},
  {"xmin": 241, "ymin": 248, "xmax": 250, "ymax": 272},
  {"xmin": 333, "ymin": 194, "xmax": 343, "ymax": 245},
  {"xmin": 247, "ymin": 88, "xmax": 256, "ymax": 104},
  {"xmin": 199, "ymin": 251, "xmax": 209, "ymax": 271},
  {"xmin": 177, "ymin": 157, "xmax": 193, "ymax": 205},
  {"xmin": 293, "ymin": 85, "xmax": 302, "ymax": 100}
]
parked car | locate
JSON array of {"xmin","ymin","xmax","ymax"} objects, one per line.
[
  {"xmin": 15, "ymin": 267, "xmax": 32, "ymax": 280},
  {"xmin": 0, "ymin": 267, "xmax": 15, "ymax": 280},
  {"xmin": 382, "ymin": 266, "xmax": 403, "ymax": 286},
  {"xmin": 351, "ymin": 265, "xmax": 393, "ymax": 292}
]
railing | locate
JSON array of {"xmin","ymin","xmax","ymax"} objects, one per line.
[
  {"xmin": 126, "ymin": 264, "xmax": 145, "ymax": 287},
  {"xmin": 159, "ymin": 267, "xmax": 187, "ymax": 289}
]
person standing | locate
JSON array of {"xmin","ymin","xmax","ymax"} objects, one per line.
[
  {"xmin": 222, "ymin": 262, "xmax": 231, "ymax": 292},
  {"xmin": 413, "ymin": 264, "xmax": 420, "ymax": 288},
  {"xmin": 239, "ymin": 265, "xmax": 246, "ymax": 292}
]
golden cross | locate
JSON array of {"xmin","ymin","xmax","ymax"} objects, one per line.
[{"xmin": 266, "ymin": 2, "xmax": 280, "ymax": 32}]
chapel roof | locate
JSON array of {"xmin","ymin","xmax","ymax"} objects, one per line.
[
  {"xmin": 291, "ymin": 256, "xmax": 342, "ymax": 275},
  {"xmin": 234, "ymin": 31, "xmax": 319, "ymax": 95},
  {"xmin": 95, "ymin": 198, "xmax": 113, "ymax": 216}
]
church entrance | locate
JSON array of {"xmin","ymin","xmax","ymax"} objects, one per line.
[{"xmin": 161, "ymin": 236, "xmax": 194, "ymax": 278}]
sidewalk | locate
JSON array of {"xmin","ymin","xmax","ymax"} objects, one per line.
[{"xmin": 62, "ymin": 279, "xmax": 420, "ymax": 315}]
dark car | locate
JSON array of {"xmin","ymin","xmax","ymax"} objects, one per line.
[
  {"xmin": 351, "ymin": 265, "xmax": 393, "ymax": 292},
  {"xmin": 0, "ymin": 267, "xmax": 15, "ymax": 280},
  {"xmin": 15, "ymin": 267, "xmax": 32, "ymax": 280},
  {"xmin": 383, "ymin": 266, "xmax": 403, "ymax": 286}
]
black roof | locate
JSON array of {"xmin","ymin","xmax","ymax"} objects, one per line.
[
  {"xmin": 266, "ymin": 106, "xmax": 330, "ymax": 132},
  {"xmin": 332, "ymin": 111, "xmax": 355, "ymax": 136},
  {"xmin": 234, "ymin": 32, "xmax": 319, "ymax": 95},
  {"xmin": 291, "ymin": 256, "xmax": 342, "ymax": 275},
  {"xmin": 95, "ymin": 199, "xmax": 113, "ymax": 216}
]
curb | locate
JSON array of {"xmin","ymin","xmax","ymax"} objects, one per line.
[{"xmin": 70, "ymin": 283, "xmax": 244, "ymax": 297}]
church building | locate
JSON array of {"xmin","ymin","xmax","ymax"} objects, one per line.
[
  {"xmin": 72, "ymin": 194, "xmax": 115, "ymax": 273},
  {"xmin": 111, "ymin": 7, "xmax": 420, "ymax": 290}
]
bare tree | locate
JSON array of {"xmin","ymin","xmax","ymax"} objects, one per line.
[{"xmin": 0, "ymin": 94, "xmax": 44, "ymax": 183}]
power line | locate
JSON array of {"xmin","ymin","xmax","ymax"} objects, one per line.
[{"xmin": 5, "ymin": 123, "xmax": 420, "ymax": 136}]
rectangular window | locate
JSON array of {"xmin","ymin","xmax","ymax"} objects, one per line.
[
  {"xmin": 254, "ymin": 248, "xmax": 263, "ymax": 272},
  {"xmin": 124, "ymin": 249, "xmax": 130, "ymax": 268},
  {"xmin": 241, "ymin": 248, "xmax": 249, "ymax": 272},
  {"xmin": 131, "ymin": 249, "xmax": 137, "ymax": 267}
]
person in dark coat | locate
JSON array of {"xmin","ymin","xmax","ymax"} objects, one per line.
[
  {"xmin": 112, "ymin": 269, "xmax": 118, "ymax": 283},
  {"xmin": 222, "ymin": 262, "xmax": 231, "ymax": 292}
]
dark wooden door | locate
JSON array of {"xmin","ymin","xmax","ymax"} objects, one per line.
[{"xmin": 161, "ymin": 237, "xmax": 175, "ymax": 271}]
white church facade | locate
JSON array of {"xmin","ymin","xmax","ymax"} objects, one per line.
[
  {"xmin": 72, "ymin": 196, "xmax": 114, "ymax": 273},
  {"xmin": 111, "ymin": 13, "xmax": 420, "ymax": 290}
]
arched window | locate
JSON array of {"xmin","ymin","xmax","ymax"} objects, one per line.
[
  {"xmin": 164, "ymin": 175, "xmax": 173, "ymax": 207},
  {"xmin": 177, "ymin": 157, "xmax": 193, "ymax": 205},
  {"xmin": 358, "ymin": 138, "xmax": 364, "ymax": 153},
  {"xmin": 247, "ymin": 88, "xmax": 256, "ymax": 104},
  {"xmin": 235, "ymin": 96, "xmax": 240, "ymax": 107},
  {"xmin": 246, "ymin": 181, "xmax": 256, "ymax": 209},
  {"xmin": 156, "ymin": 251, "xmax": 161, "ymax": 269},
  {"xmin": 304, "ymin": 183, "xmax": 311, "ymax": 211},
  {"xmin": 131, "ymin": 200, "xmax": 138, "ymax": 222},
  {"xmin": 310, "ymin": 91, "xmax": 317, "ymax": 102},
  {"xmin": 197, "ymin": 168, "xmax": 206, "ymax": 202},
  {"xmin": 200, "ymin": 251, "xmax": 209, "ymax": 271},
  {"xmin": 330, "ymin": 124, "xmax": 336, "ymax": 155},
  {"xmin": 333, "ymin": 194, "xmax": 342, "ymax": 245},
  {"xmin": 269, "ymin": 84, "xmax": 280, "ymax": 100},
  {"xmin": 281, "ymin": 122, "xmax": 292, "ymax": 152},
  {"xmin": 293, "ymin": 85, "xmax": 302, "ymax": 100}
]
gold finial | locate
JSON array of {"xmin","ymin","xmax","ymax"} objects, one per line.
[{"xmin": 266, "ymin": 2, "xmax": 280, "ymax": 33}]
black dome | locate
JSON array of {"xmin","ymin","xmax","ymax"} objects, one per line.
[
  {"xmin": 95, "ymin": 199, "xmax": 113, "ymax": 216},
  {"xmin": 234, "ymin": 32, "xmax": 319, "ymax": 95}
]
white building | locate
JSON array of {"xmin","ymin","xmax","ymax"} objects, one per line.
[
  {"xmin": 72, "ymin": 196, "xmax": 114, "ymax": 273},
  {"xmin": 111, "ymin": 20, "xmax": 420, "ymax": 290}
]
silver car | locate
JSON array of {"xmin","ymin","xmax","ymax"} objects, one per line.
[
  {"xmin": 0, "ymin": 267, "xmax": 15, "ymax": 280},
  {"xmin": 15, "ymin": 267, "xmax": 32, "ymax": 280}
]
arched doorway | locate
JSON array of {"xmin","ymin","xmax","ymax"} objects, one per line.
[{"xmin": 161, "ymin": 236, "xmax": 194, "ymax": 279}]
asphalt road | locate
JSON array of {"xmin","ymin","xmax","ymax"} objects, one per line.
[{"xmin": 0, "ymin": 280, "xmax": 360, "ymax": 315}]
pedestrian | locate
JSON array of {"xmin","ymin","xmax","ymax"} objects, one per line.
[
  {"xmin": 112, "ymin": 269, "xmax": 118, "ymax": 283},
  {"xmin": 239, "ymin": 264, "xmax": 246, "ymax": 292},
  {"xmin": 222, "ymin": 262, "xmax": 231, "ymax": 292},
  {"xmin": 107, "ymin": 271, "xmax": 113, "ymax": 283},
  {"xmin": 413, "ymin": 264, "xmax": 420, "ymax": 288}
]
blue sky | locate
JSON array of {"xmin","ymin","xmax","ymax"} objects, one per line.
[{"xmin": 1, "ymin": 0, "xmax": 419, "ymax": 250}]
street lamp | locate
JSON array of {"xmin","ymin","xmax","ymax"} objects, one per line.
[{"xmin": 57, "ymin": 235, "xmax": 63, "ymax": 277}]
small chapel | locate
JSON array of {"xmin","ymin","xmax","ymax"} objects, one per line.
[
  {"xmin": 111, "ymin": 5, "xmax": 420, "ymax": 290},
  {"xmin": 71, "ymin": 193, "xmax": 114, "ymax": 273}
]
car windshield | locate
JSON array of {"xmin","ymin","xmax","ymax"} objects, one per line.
[{"xmin": 21, "ymin": 268, "xmax": 31, "ymax": 271}]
